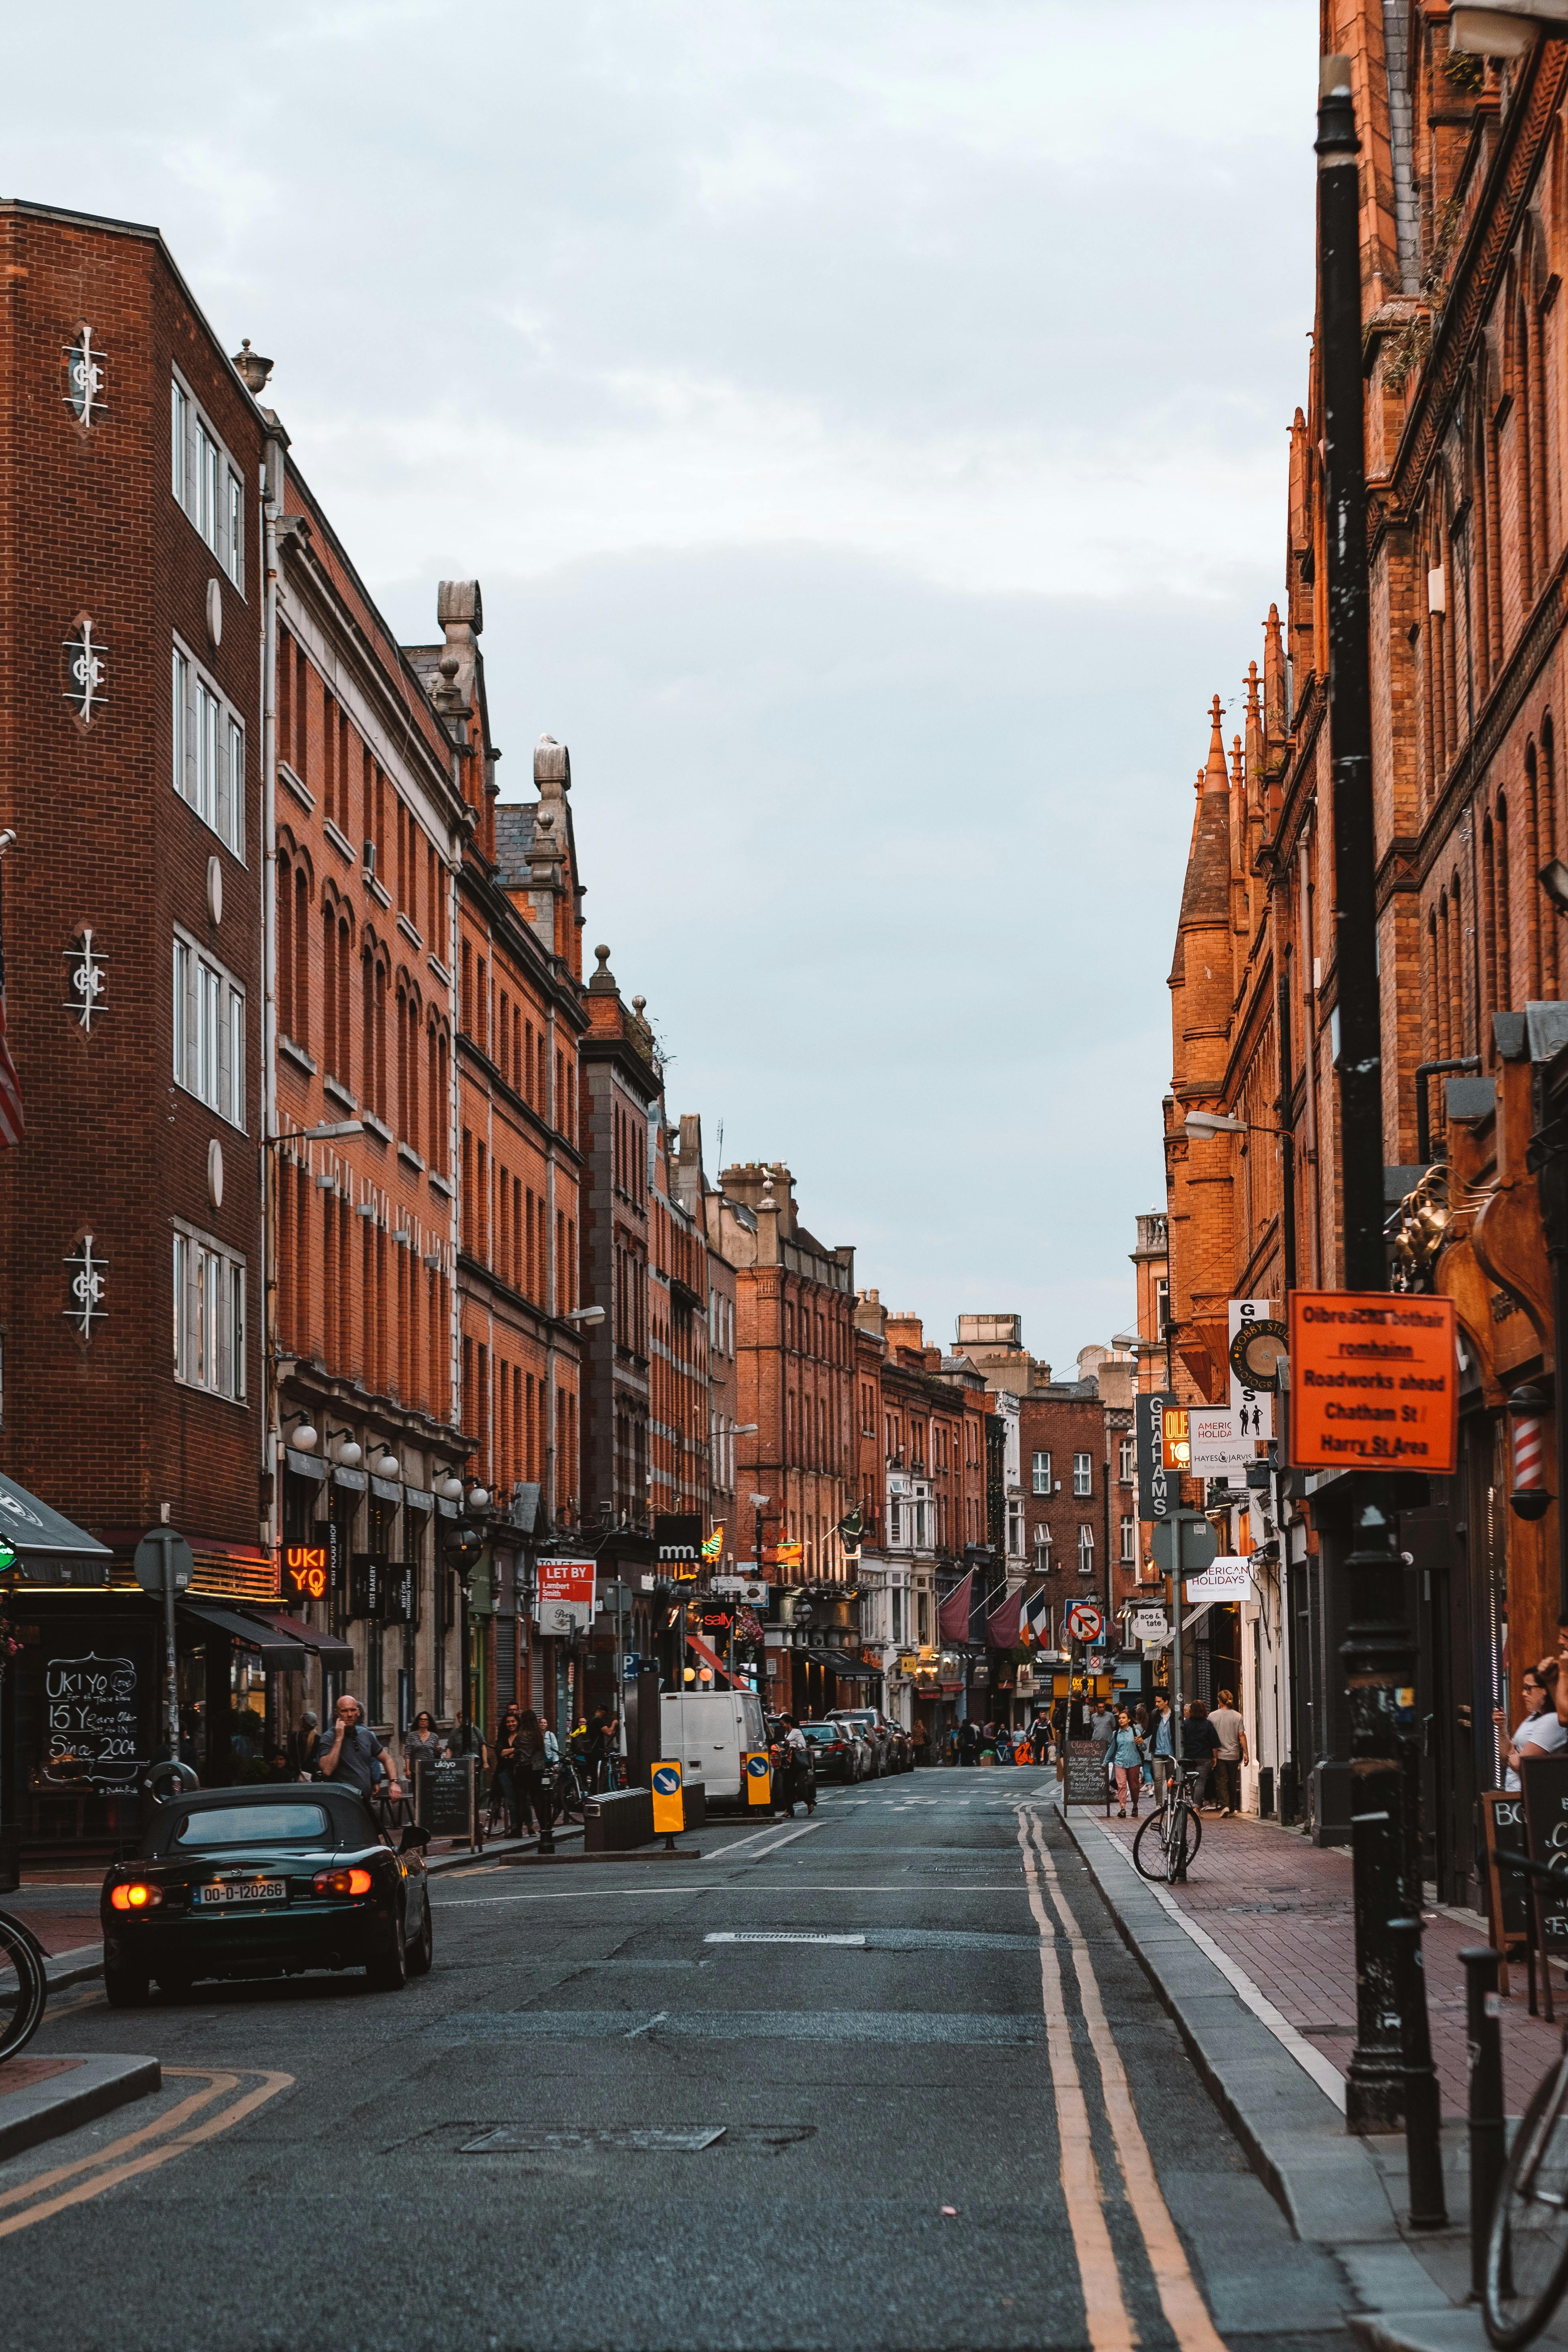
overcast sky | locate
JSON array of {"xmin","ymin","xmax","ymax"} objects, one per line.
[{"xmin": 7, "ymin": 1, "xmax": 1318, "ymax": 1371}]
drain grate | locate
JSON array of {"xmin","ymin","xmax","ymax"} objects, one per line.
[
  {"xmin": 705, "ymin": 1932, "xmax": 865, "ymax": 1947},
  {"xmin": 462, "ymin": 2126, "xmax": 723, "ymax": 2154}
]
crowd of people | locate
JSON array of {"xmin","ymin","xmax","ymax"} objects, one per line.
[{"xmin": 1075, "ymin": 1690, "xmax": 1249, "ymax": 1819}]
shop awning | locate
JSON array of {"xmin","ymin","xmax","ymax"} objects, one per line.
[
  {"xmin": 0, "ymin": 1472, "xmax": 113, "ymax": 1583},
  {"xmin": 806, "ymin": 1647, "xmax": 878, "ymax": 1680},
  {"xmin": 257, "ymin": 1612, "xmax": 353, "ymax": 1670},
  {"xmin": 179, "ymin": 1603, "xmax": 307, "ymax": 1669}
]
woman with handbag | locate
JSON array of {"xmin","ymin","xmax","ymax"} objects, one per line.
[{"xmin": 514, "ymin": 1709, "xmax": 551, "ymax": 1839}]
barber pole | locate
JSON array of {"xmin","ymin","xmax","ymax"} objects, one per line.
[{"xmin": 1510, "ymin": 1383, "xmax": 1552, "ymax": 1523}]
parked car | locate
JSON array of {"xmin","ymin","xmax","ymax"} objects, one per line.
[
  {"xmin": 829, "ymin": 1708, "xmax": 894, "ymax": 1776},
  {"xmin": 798, "ymin": 1721, "xmax": 859, "ymax": 1783},
  {"xmin": 100, "ymin": 1783, "xmax": 432, "ymax": 2006}
]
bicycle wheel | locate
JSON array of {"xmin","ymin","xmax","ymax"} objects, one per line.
[
  {"xmin": 1132, "ymin": 1812, "xmax": 1170, "ymax": 1882},
  {"xmin": 0, "ymin": 1909, "xmax": 49, "ymax": 2062},
  {"xmin": 1486, "ymin": 2054, "xmax": 1568, "ymax": 2349},
  {"xmin": 1163, "ymin": 1802, "xmax": 1201, "ymax": 1883}
]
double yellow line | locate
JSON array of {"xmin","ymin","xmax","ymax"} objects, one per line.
[
  {"xmin": 1016, "ymin": 1806, "xmax": 1228, "ymax": 2352},
  {"xmin": 0, "ymin": 2066, "xmax": 293, "ymax": 2240}
]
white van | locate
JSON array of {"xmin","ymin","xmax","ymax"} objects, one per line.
[{"xmin": 658, "ymin": 1688, "xmax": 770, "ymax": 1806}]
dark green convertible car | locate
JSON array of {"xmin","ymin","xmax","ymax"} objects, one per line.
[{"xmin": 100, "ymin": 1782, "xmax": 433, "ymax": 2005}]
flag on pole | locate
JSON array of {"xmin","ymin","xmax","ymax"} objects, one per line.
[
  {"xmin": 986, "ymin": 1587, "xmax": 1023, "ymax": 1651},
  {"xmin": 937, "ymin": 1570, "xmax": 973, "ymax": 1646},
  {"xmin": 1020, "ymin": 1589, "xmax": 1051, "ymax": 1647},
  {"xmin": 0, "ymin": 852, "xmax": 24, "ymax": 1148}
]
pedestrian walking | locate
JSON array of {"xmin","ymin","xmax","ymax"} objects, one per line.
[
  {"xmin": 1089, "ymin": 1694, "xmax": 1117, "ymax": 1801},
  {"xmin": 285, "ymin": 1710, "xmax": 318, "ymax": 1780},
  {"xmin": 911, "ymin": 1717, "xmax": 928, "ymax": 1766},
  {"xmin": 1148, "ymin": 1694, "xmax": 1176, "ymax": 1809},
  {"xmin": 514, "ymin": 1709, "xmax": 552, "ymax": 1836},
  {"xmin": 492, "ymin": 1705, "xmax": 523, "ymax": 1836},
  {"xmin": 1108, "ymin": 1709, "xmax": 1147, "ymax": 1818},
  {"xmin": 1208, "ymin": 1688, "xmax": 1248, "ymax": 1816},
  {"xmin": 1028, "ymin": 1712, "xmax": 1051, "ymax": 1766},
  {"xmin": 1181, "ymin": 1700, "xmax": 1220, "ymax": 1809},
  {"xmin": 311, "ymin": 1694, "xmax": 405, "ymax": 1814},
  {"xmin": 780, "ymin": 1715, "xmax": 815, "ymax": 1817},
  {"xmin": 957, "ymin": 1718, "xmax": 979, "ymax": 1767},
  {"xmin": 402, "ymin": 1710, "xmax": 446, "ymax": 1779}
]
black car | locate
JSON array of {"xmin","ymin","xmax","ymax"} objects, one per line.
[
  {"xmin": 798, "ymin": 1721, "xmax": 859, "ymax": 1783},
  {"xmin": 100, "ymin": 1783, "xmax": 433, "ymax": 2005}
]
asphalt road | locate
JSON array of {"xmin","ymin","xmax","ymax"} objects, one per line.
[{"xmin": 0, "ymin": 1777, "xmax": 1359, "ymax": 2352}]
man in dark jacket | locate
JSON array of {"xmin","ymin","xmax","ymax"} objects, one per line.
[{"xmin": 1180, "ymin": 1701, "xmax": 1220, "ymax": 1810}]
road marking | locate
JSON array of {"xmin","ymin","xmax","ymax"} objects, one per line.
[
  {"xmin": 704, "ymin": 1819, "xmax": 812, "ymax": 1860},
  {"xmin": 623, "ymin": 2010, "xmax": 668, "ymax": 2039},
  {"xmin": 436, "ymin": 1882, "xmax": 1026, "ymax": 1905},
  {"xmin": 1011, "ymin": 1816, "xmax": 1134, "ymax": 2352},
  {"xmin": 733, "ymin": 1822, "xmax": 824, "ymax": 1861},
  {"xmin": 1020, "ymin": 1809, "xmax": 1227, "ymax": 2352},
  {"xmin": 0, "ymin": 2067, "xmax": 293, "ymax": 2240},
  {"xmin": 705, "ymin": 1932, "xmax": 866, "ymax": 1946}
]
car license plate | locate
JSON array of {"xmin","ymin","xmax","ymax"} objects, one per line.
[{"xmin": 198, "ymin": 1879, "xmax": 286, "ymax": 1906}]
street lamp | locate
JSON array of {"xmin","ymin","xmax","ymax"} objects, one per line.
[
  {"xmin": 284, "ymin": 1411, "xmax": 318, "ymax": 1453},
  {"xmin": 563, "ymin": 1304, "xmax": 605, "ymax": 1326},
  {"xmin": 1316, "ymin": 55, "xmax": 1442, "ymax": 2206},
  {"xmin": 1450, "ymin": 2, "xmax": 1568, "ymax": 53},
  {"xmin": 1184, "ymin": 1109, "xmax": 1283, "ymax": 1140},
  {"xmin": 327, "ymin": 1427, "xmax": 362, "ymax": 1469}
]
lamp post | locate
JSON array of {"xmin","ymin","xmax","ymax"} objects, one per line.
[{"xmin": 1313, "ymin": 56, "xmax": 1439, "ymax": 2182}]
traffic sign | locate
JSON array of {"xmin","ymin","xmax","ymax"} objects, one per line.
[
  {"xmin": 1288, "ymin": 1289, "xmax": 1458, "ymax": 1473},
  {"xmin": 743, "ymin": 1750, "xmax": 772, "ymax": 1808},
  {"xmin": 1066, "ymin": 1601, "xmax": 1105, "ymax": 1645},
  {"xmin": 651, "ymin": 1759, "xmax": 684, "ymax": 1836},
  {"xmin": 134, "ymin": 1528, "xmax": 194, "ymax": 1595}
]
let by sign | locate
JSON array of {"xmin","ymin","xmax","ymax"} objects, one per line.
[
  {"xmin": 1288, "ymin": 1290, "xmax": 1458, "ymax": 1474},
  {"xmin": 282, "ymin": 1543, "xmax": 329, "ymax": 1602}
]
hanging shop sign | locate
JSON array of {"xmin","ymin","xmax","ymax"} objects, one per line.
[
  {"xmin": 1188, "ymin": 1406, "xmax": 1254, "ymax": 1478},
  {"xmin": 1160, "ymin": 1408, "xmax": 1191, "ymax": 1473},
  {"xmin": 1184, "ymin": 1557, "xmax": 1256, "ymax": 1606},
  {"xmin": 1135, "ymin": 1390, "xmax": 1175, "ymax": 1522},
  {"xmin": 1227, "ymin": 1298, "xmax": 1280, "ymax": 1437},
  {"xmin": 1288, "ymin": 1290, "xmax": 1458, "ymax": 1474},
  {"xmin": 281, "ymin": 1542, "xmax": 331, "ymax": 1603},
  {"xmin": 654, "ymin": 1516, "xmax": 703, "ymax": 1578}
]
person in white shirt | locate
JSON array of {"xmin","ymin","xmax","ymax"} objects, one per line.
[
  {"xmin": 1496, "ymin": 1666, "xmax": 1566, "ymax": 1791},
  {"xmin": 1207, "ymin": 1690, "xmax": 1248, "ymax": 1817}
]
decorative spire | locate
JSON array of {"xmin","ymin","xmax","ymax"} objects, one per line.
[
  {"xmin": 1230, "ymin": 733, "xmax": 1245, "ymax": 793},
  {"xmin": 1203, "ymin": 695, "xmax": 1229, "ymax": 794}
]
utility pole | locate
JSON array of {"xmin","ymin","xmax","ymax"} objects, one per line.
[{"xmin": 1316, "ymin": 55, "xmax": 1437, "ymax": 2161}]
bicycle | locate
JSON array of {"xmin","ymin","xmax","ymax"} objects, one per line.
[
  {"xmin": 1131, "ymin": 1765, "xmax": 1204, "ymax": 1885},
  {"xmin": 552, "ymin": 1759, "xmax": 589, "ymax": 1827},
  {"xmin": 0, "ymin": 1907, "xmax": 49, "ymax": 2063},
  {"xmin": 1483, "ymin": 1848, "xmax": 1568, "ymax": 2348}
]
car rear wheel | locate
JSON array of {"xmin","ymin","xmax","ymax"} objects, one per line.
[
  {"xmin": 104, "ymin": 1959, "xmax": 150, "ymax": 2009},
  {"xmin": 406, "ymin": 1895, "xmax": 434, "ymax": 1978},
  {"xmin": 366, "ymin": 1915, "xmax": 408, "ymax": 1992}
]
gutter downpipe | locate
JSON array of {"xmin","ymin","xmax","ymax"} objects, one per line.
[{"xmin": 261, "ymin": 427, "xmax": 285, "ymax": 1562}]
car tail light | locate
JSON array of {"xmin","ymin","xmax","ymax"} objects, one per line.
[
  {"xmin": 110, "ymin": 1882, "xmax": 162, "ymax": 1911},
  {"xmin": 313, "ymin": 1866, "xmax": 374, "ymax": 1897}
]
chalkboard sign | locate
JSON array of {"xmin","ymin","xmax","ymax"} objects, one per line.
[
  {"xmin": 414, "ymin": 1754, "xmax": 478, "ymax": 1848},
  {"xmin": 40, "ymin": 1649, "xmax": 145, "ymax": 1789},
  {"xmin": 1481, "ymin": 1790, "xmax": 1531, "ymax": 1999},
  {"xmin": 1063, "ymin": 1739, "xmax": 1109, "ymax": 1809},
  {"xmin": 1521, "ymin": 1755, "xmax": 1568, "ymax": 2017}
]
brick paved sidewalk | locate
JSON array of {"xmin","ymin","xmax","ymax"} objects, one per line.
[{"xmin": 1086, "ymin": 1800, "xmax": 1564, "ymax": 2118}]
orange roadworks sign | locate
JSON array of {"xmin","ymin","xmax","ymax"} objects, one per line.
[{"xmin": 1288, "ymin": 1290, "xmax": 1458, "ymax": 1473}]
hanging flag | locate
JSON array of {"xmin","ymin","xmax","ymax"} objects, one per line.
[
  {"xmin": 0, "ymin": 851, "xmax": 24, "ymax": 1149},
  {"xmin": 937, "ymin": 1570, "xmax": 973, "ymax": 1646},
  {"xmin": 837, "ymin": 1503, "xmax": 863, "ymax": 1544},
  {"xmin": 1021, "ymin": 1589, "xmax": 1052, "ymax": 1648},
  {"xmin": 987, "ymin": 1587, "xmax": 1023, "ymax": 1651}
]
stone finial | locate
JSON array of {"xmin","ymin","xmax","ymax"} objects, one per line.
[
  {"xmin": 431, "ymin": 581, "xmax": 482, "ymax": 722},
  {"xmin": 232, "ymin": 339, "xmax": 274, "ymax": 394},
  {"xmin": 589, "ymin": 944, "xmax": 617, "ymax": 994},
  {"xmin": 1203, "ymin": 696, "xmax": 1229, "ymax": 793},
  {"xmin": 437, "ymin": 580, "xmax": 483, "ymax": 634},
  {"xmin": 534, "ymin": 735, "xmax": 571, "ymax": 790},
  {"xmin": 1231, "ymin": 733, "xmax": 1244, "ymax": 792},
  {"xmin": 759, "ymin": 1175, "xmax": 779, "ymax": 1213},
  {"xmin": 632, "ymin": 995, "xmax": 646, "ymax": 1018}
]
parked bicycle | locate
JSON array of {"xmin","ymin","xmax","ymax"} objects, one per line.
[
  {"xmin": 1483, "ymin": 1847, "xmax": 1568, "ymax": 2348},
  {"xmin": 551, "ymin": 1759, "xmax": 589, "ymax": 1826},
  {"xmin": 1131, "ymin": 1765, "xmax": 1204, "ymax": 1885},
  {"xmin": 0, "ymin": 1907, "xmax": 49, "ymax": 2063}
]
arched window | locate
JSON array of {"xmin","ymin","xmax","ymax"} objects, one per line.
[
  {"xmin": 1474, "ymin": 413, "xmax": 1493, "ymax": 699},
  {"xmin": 1427, "ymin": 906, "xmax": 1440, "ymax": 1063},
  {"xmin": 1518, "ymin": 291, "xmax": 1536, "ymax": 607},
  {"xmin": 1546, "ymin": 715, "xmax": 1560, "ymax": 996},
  {"xmin": 323, "ymin": 899, "xmax": 339, "ymax": 1083},
  {"xmin": 1483, "ymin": 815, "xmax": 1498, "ymax": 1042},
  {"xmin": 278, "ymin": 851, "xmax": 294, "ymax": 1040},
  {"xmin": 294, "ymin": 864, "xmax": 310, "ymax": 1053}
]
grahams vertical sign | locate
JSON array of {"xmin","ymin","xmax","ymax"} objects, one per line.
[{"xmin": 1288, "ymin": 1291, "xmax": 1458, "ymax": 1474}]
